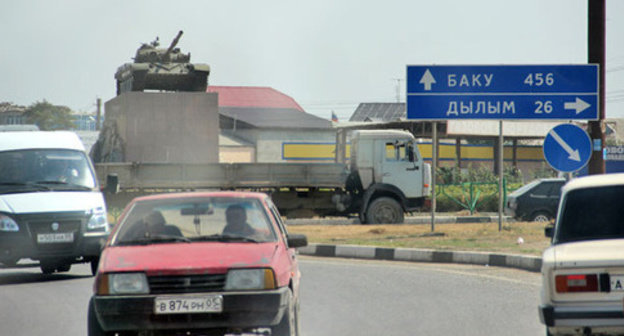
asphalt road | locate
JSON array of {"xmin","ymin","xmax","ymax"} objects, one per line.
[{"xmin": 0, "ymin": 257, "xmax": 543, "ymax": 335}]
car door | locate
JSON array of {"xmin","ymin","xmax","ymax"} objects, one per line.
[{"xmin": 265, "ymin": 198, "xmax": 299, "ymax": 290}]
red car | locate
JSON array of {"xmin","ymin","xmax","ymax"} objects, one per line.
[{"xmin": 88, "ymin": 191, "xmax": 307, "ymax": 336}]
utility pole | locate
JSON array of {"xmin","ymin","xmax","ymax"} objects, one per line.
[
  {"xmin": 587, "ymin": 0, "xmax": 605, "ymax": 174},
  {"xmin": 393, "ymin": 78, "xmax": 403, "ymax": 102},
  {"xmin": 96, "ymin": 98, "xmax": 102, "ymax": 131}
]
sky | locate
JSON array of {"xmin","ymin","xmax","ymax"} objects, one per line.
[{"xmin": 1, "ymin": 0, "xmax": 624, "ymax": 122}]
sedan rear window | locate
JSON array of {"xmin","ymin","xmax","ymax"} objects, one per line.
[{"xmin": 555, "ymin": 185, "xmax": 624, "ymax": 244}]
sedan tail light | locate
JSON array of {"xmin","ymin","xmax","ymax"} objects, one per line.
[{"xmin": 555, "ymin": 274, "xmax": 599, "ymax": 293}]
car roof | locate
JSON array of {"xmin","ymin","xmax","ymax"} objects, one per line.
[
  {"xmin": 562, "ymin": 173, "xmax": 624, "ymax": 194},
  {"xmin": 0, "ymin": 131, "xmax": 85, "ymax": 152},
  {"xmin": 130, "ymin": 191, "xmax": 269, "ymax": 203}
]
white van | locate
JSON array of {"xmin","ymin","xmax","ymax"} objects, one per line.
[{"xmin": 0, "ymin": 131, "xmax": 109, "ymax": 275}]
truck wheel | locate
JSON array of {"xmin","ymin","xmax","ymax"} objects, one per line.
[
  {"xmin": 57, "ymin": 263, "xmax": 71, "ymax": 273},
  {"xmin": 366, "ymin": 197, "xmax": 404, "ymax": 224},
  {"xmin": 358, "ymin": 212, "xmax": 367, "ymax": 225}
]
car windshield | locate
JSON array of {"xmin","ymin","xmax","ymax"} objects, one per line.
[
  {"xmin": 554, "ymin": 185, "xmax": 624, "ymax": 244},
  {"xmin": 114, "ymin": 197, "xmax": 278, "ymax": 246},
  {"xmin": 0, "ymin": 149, "xmax": 97, "ymax": 193}
]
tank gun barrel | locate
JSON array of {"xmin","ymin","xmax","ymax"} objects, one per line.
[{"xmin": 165, "ymin": 30, "xmax": 184, "ymax": 57}]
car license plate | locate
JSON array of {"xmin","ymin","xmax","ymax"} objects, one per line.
[
  {"xmin": 154, "ymin": 295, "xmax": 223, "ymax": 314},
  {"xmin": 611, "ymin": 275, "xmax": 624, "ymax": 291},
  {"xmin": 37, "ymin": 232, "xmax": 74, "ymax": 243}
]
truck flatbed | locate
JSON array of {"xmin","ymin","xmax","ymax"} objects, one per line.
[{"xmin": 95, "ymin": 162, "xmax": 349, "ymax": 190}]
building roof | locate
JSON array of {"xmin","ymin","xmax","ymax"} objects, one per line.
[
  {"xmin": 350, "ymin": 103, "xmax": 405, "ymax": 122},
  {"xmin": 208, "ymin": 86, "xmax": 331, "ymax": 130},
  {"xmin": 208, "ymin": 86, "xmax": 305, "ymax": 112},
  {"xmin": 0, "ymin": 103, "xmax": 26, "ymax": 114},
  {"xmin": 220, "ymin": 107, "xmax": 332, "ymax": 129}
]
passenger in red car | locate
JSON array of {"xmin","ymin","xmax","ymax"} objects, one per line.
[
  {"xmin": 222, "ymin": 204, "xmax": 256, "ymax": 237},
  {"xmin": 143, "ymin": 211, "xmax": 182, "ymax": 237}
]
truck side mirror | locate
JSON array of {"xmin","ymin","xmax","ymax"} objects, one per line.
[
  {"xmin": 105, "ymin": 174, "xmax": 119, "ymax": 194},
  {"xmin": 544, "ymin": 225, "xmax": 554, "ymax": 238}
]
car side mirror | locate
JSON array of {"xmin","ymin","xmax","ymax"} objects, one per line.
[
  {"xmin": 104, "ymin": 174, "xmax": 119, "ymax": 194},
  {"xmin": 544, "ymin": 226, "xmax": 554, "ymax": 238},
  {"xmin": 287, "ymin": 234, "xmax": 308, "ymax": 248}
]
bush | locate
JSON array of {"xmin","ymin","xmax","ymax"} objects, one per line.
[{"xmin": 434, "ymin": 181, "xmax": 523, "ymax": 213}]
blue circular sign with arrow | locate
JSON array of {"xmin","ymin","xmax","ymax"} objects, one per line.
[{"xmin": 543, "ymin": 124, "xmax": 592, "ymax": 172}]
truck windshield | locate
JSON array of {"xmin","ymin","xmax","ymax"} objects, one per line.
[
  {"xmin": 0, "ymin": 149, "xmax": 97, "ymax": 193},
  {"xmin": 555, "ymin": 185, "xmax": 624, "ymax": 244}
]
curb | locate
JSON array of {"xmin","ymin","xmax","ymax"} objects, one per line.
[
  {"xmin": 297, "ymin": 243, "xmax": 542, "ymax": 273},
  {"xmin": 286, "ymin": 215, "xmax": 514, "ymax": 226}
]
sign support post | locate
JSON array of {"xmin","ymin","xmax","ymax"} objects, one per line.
[
  {"xmin": 431, "ymin": 121, "xmax": 437, "ymax": 232},
  {"xmin": 498, "ymin": 121, "xmax": 503, "ymax": 231}
]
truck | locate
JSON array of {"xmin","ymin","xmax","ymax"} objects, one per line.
[
  {"xmin": 95, "ymin": 129, "xmax": 431, "ymax": 224},
  {"xmin": 0, "ymin": 131, "xmax": 110, "ymax": 274}
]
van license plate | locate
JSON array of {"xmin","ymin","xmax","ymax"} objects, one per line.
[
  {"xmin": 154, "ymin": 295, "xmax": 223, "ymax": 314},
  {"xmin": 37, "ymin": 233, "xmax": 74, "ymax": 243},
  {"xmin": 611, "ymin": 275, "xmax": 624, "ymax": 291}
]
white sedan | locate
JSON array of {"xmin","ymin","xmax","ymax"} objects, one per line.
[{"xmin": 540, "ymin": 173, "xmax": 624, "ymax": 336}]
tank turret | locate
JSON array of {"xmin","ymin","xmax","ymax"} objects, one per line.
[{"xmin": 115, "ymin": 31, "xmax": 210, "ymax": 94}]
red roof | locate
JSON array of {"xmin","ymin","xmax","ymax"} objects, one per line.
[{"xmin": 207, "ymin": 86, "xmax": 304, "ymax": 112}]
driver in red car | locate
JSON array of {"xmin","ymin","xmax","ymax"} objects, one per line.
[{"xmin": 222, "ymin": 204, "xmax": 256, "ymax": 237}]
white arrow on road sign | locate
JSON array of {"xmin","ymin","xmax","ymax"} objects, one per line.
[
  {"xmin": 548, "ymin": 129, "xmax": 581, "ymax": 161},
  {"xmin": 419, "ymin": 69, "xmax": 436, "ymax": 91},
  {"xmin": 564, "ymin": 97, "xmax": 591, "ymax": 114}
]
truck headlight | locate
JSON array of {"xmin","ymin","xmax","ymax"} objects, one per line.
[
  {"xmin": 225, "ymin": 269, "xmax": 276, "ymax": 290},
  {"xmin": 0, "ymin": 215, "xmax": 19, "ymax": 232},
  {"xmin": 87, "ymin": 207, "xmax": 109, "ymax": 232},
  {"xmin": 107, "ymin": 273, "xmax": 149, "ymax": 295}
]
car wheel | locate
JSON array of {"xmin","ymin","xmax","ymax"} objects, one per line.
[
  {"xmin": 366, "ymin": 197, "xmax": 404, "ymax": 224},
  {"xmin": 531, "ymin": 211, "xmax": 551, "ymax": 223},
  {"xmin": 88, "ymin": 298, "xmax": 114, "ymax": 336},
  {"xmin": 272, "ymin": 289, "xmax": 299, "ymax": 336}
]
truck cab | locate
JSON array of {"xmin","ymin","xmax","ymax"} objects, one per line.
[{"xmin": 349, "ymin": 130, "xmax": 431, "ymax": 224}]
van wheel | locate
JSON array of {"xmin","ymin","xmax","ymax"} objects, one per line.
[
  {"xmin": 531, "ymin": 211, "xmax": 551, "ymax": 223},
  {"xmin": 91, "ymin": 258, "xmax": 99, "ymax": 276},
  {"xmin": 40, "ymin": 261, "xmax": 56, "ymax": 274},
  {"xmin": 366, "ymin": 197, "xmax": 404, "ymax": 224}
]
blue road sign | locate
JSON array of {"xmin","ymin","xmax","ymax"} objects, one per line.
[
  {"xmin": 543, "ymin": 124, "xmax": 592, "ymax": 172},
  {"xmin": 406, "ymin": 65, "xmax": 599, "ymax": 120}
]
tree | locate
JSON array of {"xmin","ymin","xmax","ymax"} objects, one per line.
[{"xmin": 24, "ymin": 100, "xmax": 75, "ymax": 130}]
